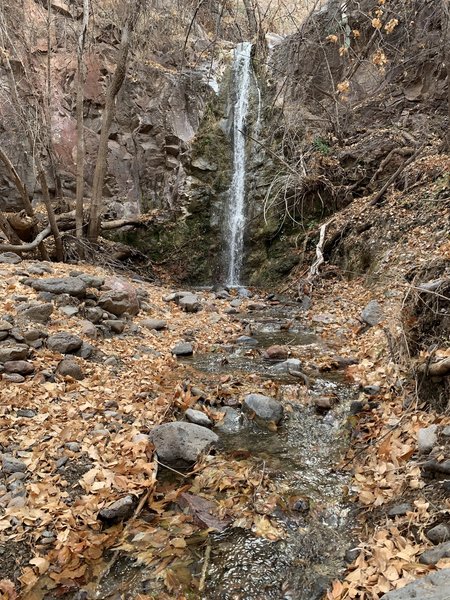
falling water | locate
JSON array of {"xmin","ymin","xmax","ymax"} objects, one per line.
[{"xmin": 224, "ymin": 42, "xmax": 253, "ymax": 286}]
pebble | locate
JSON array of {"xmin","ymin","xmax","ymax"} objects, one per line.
[
  {"xmin": 418, "ymin": 425, "xmax": 438, "ymax": 454},
  {"xmin": 420, "ymin": 541, "xmax": 450, "ymax": 565},
  {"xmin": 185, "ymin": 408, "xmax": 212, "ymax": 428},
  {"xmin": 388, "ymin": 503, "xmax": 412, "ymax": 517},
  {"xmin": 65, "ymin": 442, "xmax": 80, "ymax": 452},
  {"xmin": 426, "ymin": 523, "xmax": 450, "ymax": 544},
  {"xmin": 98, "ymin": 495, "xmax": 135, "ymax": 523},
  {"xmin": 171, "ymin": 342, "xmax": 193, "ymax": 356},
  {"xmin": 1, "ymin": 455, "xmax": 27, "ymax": 473}
]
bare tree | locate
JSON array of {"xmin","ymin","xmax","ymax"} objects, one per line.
[
  {"xmin": 88, "ymin": 0, "xmax": 147, "ymax": 241},
  {"xmin": 75, "ymin": 0, "xmax": 90, "ymax": 239}
]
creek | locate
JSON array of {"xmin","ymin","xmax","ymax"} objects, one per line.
[{"xmin": 95, "ymin": 298, "xmax": 357, "ymax": 599}]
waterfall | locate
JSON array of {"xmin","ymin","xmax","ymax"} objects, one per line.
[{"xmin": 224, "ymin": 42, "xmax": 253, "ymax": 286}]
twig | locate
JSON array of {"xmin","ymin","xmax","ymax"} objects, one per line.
[
  {"xmin": 156, "ymin": 458, "xmax": 191, "ymax": 478},
  {"xmin": 199, "ymin": 540, "xmax": 212, "ymax": 593}
]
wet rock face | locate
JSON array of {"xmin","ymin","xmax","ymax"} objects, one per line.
[{"xmin": 149, "ymin": 421, "xmax": 219, "ymax": 466}]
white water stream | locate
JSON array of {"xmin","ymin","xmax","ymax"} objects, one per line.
[{"xmin": 224, "ymin": 42, "xmax": 253, "ymax": 286}]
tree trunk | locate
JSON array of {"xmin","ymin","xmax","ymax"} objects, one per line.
[
  {"xmin": 76, "ymin": 0, "xmax": 89, "ymax": 239},
  {"xmin": 36, "ymin": 156, "xmax": 64, "ymax": 261},
  {"xmin": 0, "ymin": 211, "xmax": 23, "ymax": 245},
  {"xmin": 88, "ymin": 2, "xmax": 144, "ymax": 241},
  {"xmin": 243, "ymin": 0, "xmax": 258, "ymax": 38}
]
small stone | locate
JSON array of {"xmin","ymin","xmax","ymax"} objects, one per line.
[
  {"xmin": 362, "ymin": 385, "xmax": 381, "ymax": 396},
  {"xmin": 3, "ymin": 360, "xmax": 34, "ymax": 375},
  {"xmin": 65, "ymin": 442, "xmax": 80, "ymax": 452},
  {"xmin": 84, "ymin": 307, "xmax": 104, "ymax": 324},
  {"xmin": 56, "ymin": 457, "xmax": 68, "ymax": 468},
  {"xmin": 426, "ymin": 523, "xmax": 450, "ymax": 544},
  {"xmin": 2, "ymin": 455, "xmax": 27, "ymax": 473},
  {"xmin": 418, "ymin": 425, "xmax": 439, "ymax": 455},
  {"xmin": 237, "ymin": 287, "xmax": 251, "ymax": 298},
  {"xmin": 98, "ymin": 495, "xmax": 135, "ymax": 523},
  {"xmin": 77, "ymin": 342, "xmax": 94, "ymax": 359},
  {"xmin": 141, "ymin": 319, "xmax": 167, "ymax": 331},
  {"xmin": 18, "ymin": 303, "xmax": 53, "ymax": 324},
  {"xmin": 442, "ymin": 426, "xmax": 450, "ymax": 438},
  {"xmin": 172, "ymin": 342, "xmax": 193, "ymax": 356},
  {"xmin": 59, "ymin": 306, "xmax": 79, "ymax": 317},
  {"xmin": 0, "ymin": 344, "xmax": 29, "ymax": 363},
  {"xmin": 345, "ymin": 547, "xmax": 361, "ymax": 563},
  {"xmin": 149, "ymin": 422, "xmax": 218, "ymax": 466},
  {"xmin": 243, "ymin": 393, "xmax": 283, "ymax": 425},
  {"xmin": 16, "ymin": 409, "xmax": 37, "ymax": 418},
  {"xmin": 263, "ymin": 345, "xmax": 289, "ymax": 360},
  {"xmin": 361, "ymin": 300, "xmax": 384, "ymax": 326},
  {"xmin": 235, "ymin": 335, "xmax": 258, "ymax": 345},
  {"xmin": 104, "ymin": 320, "xmax": 125, "ymax": 334},
  {"xmin": 0, "ymin": 252, "xmax": 21, "ymax": 264},
  {"xmin": 388, "ymin": 503, "xmax": 412, "ymax": 517},
  {"xmin": 47, "ymin": 332, "xmax": 83, "ymax": 354},
  {"xmin": 270, "ymin": 358, "xmax": 302, "ymax": 373},
  {"xmin": 191, "ymin": 387, "xmax": 207, "ymax": 399},
  {"xmin": 98, "ymin": 290, "xmax": 139, "ymax": 316},
  {"xmin": 314, "ymin": 396, "xmax": 336, "ymax": 412},
  {"xmin": 178, "ymin": 294, "xmax": 201, "ymax": 313},
  {"xmin": 0, "ymin": 321, "xmax": 13, "ymax": 332},
  {"xmin": 2, "ymin": 373, "xmax": 25, "ymax": 383},
  {"xmin": 247, "ymin": 302, "xmax": 266, "ymax": 311},
  {"xmin": 420, "ymin": 542, "xmax": 450, "ymax": 565},
  {"xmin": 56, "ymin": 358, "xmax": 84, "ymax": 380},
  {"xmin": 185, "ymin": 409, "xmax": 212, "ymax": 427},
  {"xmin": 80, "ymin": 320, "xmax": 98, "ymax": 339},
  {"xmin": 104, "ymin": 356, "xmax": 120, "ymax": 367},
  {"xmin": 230, "ymin": 299, "xmax": 242, "ymax": 308}
]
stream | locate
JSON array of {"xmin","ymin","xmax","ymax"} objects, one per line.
[{"xmin": 96, "ymin": 298, "xmax": 357, "ymax": 600}]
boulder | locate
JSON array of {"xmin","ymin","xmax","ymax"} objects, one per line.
[
  {"xmin": 172, "ymin": 342, "xmax": 193, "ymax": 356},
  {"xmin": 3, "ymin": 361, "xmax": 34, "ymax": 375},
  {"xmin": 243, "ymin": 394, "xmax": 283, "ymax": 424},
  {"xmin": 185, "ymin": 409, "xmax": 212, "ymax": 428},
  {"xmin": 18, "ymin": 303, "xmax": 53, "ymax": 324},
  {"xmin": 29, "ymin": 277, "xmax": 87, "ymax": 297},
  {"xmin": 56, "ymin": 358, "xmax": 84, "ymax": 380},
  {"xmin": 0, "ymin": 252, "xmax": 21, "ymax": 264},
  {"xmin": 3, "ymin": 373, "xmax": 25, "ymax": 383},
  {"xmin": 149, "ymin": 422, "xmax": 218, "ymax": 466},
  {"xmin": 141, "ymin": 319, "xmax": 167, "ymax": 331},
  {"xmin": 80, "ymin": 320, "xmax": 98, "ymax": 339},
  {"xmin": 361, "ymin": 300, "xmax": 384, "ymax": 326},
  {"xmin": 104, "ymin": 320, "xmax": 125, "ymax": 334},
  {"xmin": 382, "ymin": 568, "xmax": 450, "ymax": 599},
  {"xmin": 0, "ymin": 344, "xmax": 29, "ymax": 363},
  {"xmin": 47, "ymin": 332, "xmax": 83, "ymax": 354}
]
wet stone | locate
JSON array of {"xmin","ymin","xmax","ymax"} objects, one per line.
[
  {"xmin": 243, "ymin": 394, "xmax": 283, "ymax": 425},
  {"xmin": 235, "ymin": 335, "xmax": 257, "ymax": 345}
]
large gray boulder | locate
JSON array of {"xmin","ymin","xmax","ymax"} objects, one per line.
[
  {"xmin": 149, "ymin": 422, "xmax": 218, "ymax": 466},
  {"xmin": 0, "ymin": 252, "xmax": 21, "ymax": 264},
  {"xmin": 243, "ymin": 394, "xmax": 283, "ymax": 424},
  {"xmin": 47, "ymin": 332, "xmax": 83, "ymax": 354},
  {"xmin": 29, "ymin": 277, "xmax": 87, "ymax": 297},
  {"xmin": 382, "ymin": 569, "xmax": 450, "ymax": 599}
]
